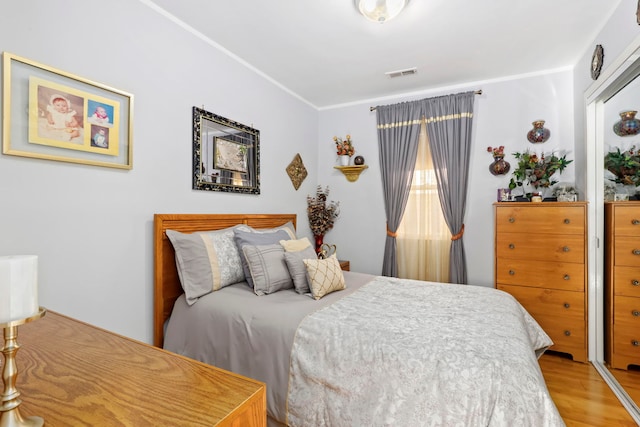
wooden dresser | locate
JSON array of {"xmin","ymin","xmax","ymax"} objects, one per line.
[
  {"xmin": 13, "ymin": 311, "xmax": 266, "ymax": 426},
  {"xmin": 494, "ymin": 202, "xmax": 588, "ymax": 362},
  {"xmin": 605, "ymin": 201, "xmax": 640, "ymax": 370}
]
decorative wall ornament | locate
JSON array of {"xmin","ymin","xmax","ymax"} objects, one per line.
[
  {"xmin": 486, "ymin": 146, "xmax": 510, "ymax": 176},
  {"xmin": 613, "ymin": 110, "xmax": 640, "ymax": 136},
  {"xmin": 286, "ymin": 153, "xmax": 308, "ymax": 190},
  {"xmin": 591, "ymin": 44, "xmax": 604, "ymax": 80},
  {"xmin": 527, "ymin": 120, "xmax": 550, "ymax": 143}
]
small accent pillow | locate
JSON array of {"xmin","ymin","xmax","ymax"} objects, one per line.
[
  {"xmin": 242, "ymin": 244, "xmax": 294, "ymax": 296},
  {"xmin": 280, "ymin": 237, "xmax": 312, "ymax": 252},
  {"xmin": 166, "ymin": 226, "xmax": 245, "ymax": 305},
  {"xmin": 303, "ymin": 255, "xmax": 346, "ymax": 300},
  {"xmin": 283, "ymin": 245, "xmax": 318, "ymax": 294},
  {"xmin": 234, "ymin": 227, "xmax": 295, "ymax": 288}
]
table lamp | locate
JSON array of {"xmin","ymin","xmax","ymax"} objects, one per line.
[{"xmin": 0, "ymin": 255, "xmax": 46, "ymax": 427}]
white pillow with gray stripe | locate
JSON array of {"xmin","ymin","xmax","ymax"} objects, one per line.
[{"xmin": 166, "ymin": 226, "xmax": 246, "ymax": 305}]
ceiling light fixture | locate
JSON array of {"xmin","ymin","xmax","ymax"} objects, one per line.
[{"xmin": 355, "ymin": 0, "xmax": 410, "ymax": 23}]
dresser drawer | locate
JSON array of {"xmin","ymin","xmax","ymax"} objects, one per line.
[
  {"xmin": 612, "ymin": 206, "xmax": 640, "ymax": 237},
  {"xmin": 496, "ymin": 260, "xmax": 584, "ymax": 292},
  {"xmin": 496, "ymin": 233, "xmax": 585, "ymax": 264},
  {"xmin": 495, "ymin": 205, "xmax": 585, "ymax": 235},
  {"xmin": 612, "ymin": 296, "xmax": 640, "ymax": 368},
  {"xmin": 498, "ymin": 284, "xmax": 586, "ymax": 361},
  {"xmin": 613, "ymin": 236, "xmax": 640, "ymax": 267},
  {"xmin": 614, "ymin": 266, "xmax": 640, "ymax": 297}
]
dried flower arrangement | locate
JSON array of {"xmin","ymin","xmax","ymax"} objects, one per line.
[
  {"xmin": 334, "ymin": 135, "xmax": 355, "ymax": 157},
  {"xmin": 307, "ymin": 185, "xmax": 340, "ymax": 236},
  {"xmin": 487, "ymin": 146, "xmax": 505, "ymax": 157}
]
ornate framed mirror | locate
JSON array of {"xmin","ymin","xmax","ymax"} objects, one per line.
[{"xmin": 192, "ymin": 107, "xmax": 260, "ymax": 194}]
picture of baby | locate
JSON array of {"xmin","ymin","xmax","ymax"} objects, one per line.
[
  {"xmin": 90, "ymin": 125, "xmax": 109, "ymax": 149},
  {"xmin": 45, "ymin": 94, "xmax": 80, "ymax": 141},
  {"xmin": 87, "ymin": 100, "xmax": 114, "ymax": 126}
]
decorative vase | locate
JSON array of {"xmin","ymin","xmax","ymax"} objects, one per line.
[
  {"xmin": 489, "ymin": 155, "xmax": 510, "ymax": 176},
  {"xmin": 339, "ymin": 155, "xmax": 350, "ymax": 166},
  {"xmin": 354, "ymin": 155, "xmax": 365, "ymax": 165},
  {"xmin": 313, "ymin": 234, "xmax": 324, "ymax": 255},
  {"xmin": 613, "ymin": 110, "xmax": 640, "ymax": 136},
  {"xmin": 527, "ymin": 120, "xmax": 550, "ymax": 143}
]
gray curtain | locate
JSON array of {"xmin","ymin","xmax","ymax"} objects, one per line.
[
  {"xmin": 375, "ymin": 101, "xmax": 423, "ymax": 277},
  {"xmin": 421, "ymin": 91, "xmax": 475, "ymax": 284}
]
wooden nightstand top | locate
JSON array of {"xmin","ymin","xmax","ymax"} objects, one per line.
[{"xmin": 13, "ymin": 311, "xmax": 266, "ymax": 426}]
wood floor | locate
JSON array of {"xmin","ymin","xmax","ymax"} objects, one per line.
[{"xmin": 539, "ymin": 352, "xmax": 638, "ymax": 426}]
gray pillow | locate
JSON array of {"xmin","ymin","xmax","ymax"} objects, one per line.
[
  {"xmin": 242, "ymin": 244, "xmax": 294, "ymax": 295},
  {"xmin": 283, "ymin": 245, "xmax": 318, "ymax": 294},
  {"xmin": 234, "ymin": 228, "xmax": 294, "ymax": 288},
  {"xmin": 166, "ymin": 226, "xmax": 245, "ymax": 305}
]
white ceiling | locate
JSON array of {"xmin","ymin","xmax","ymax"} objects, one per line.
[{"xmin": 145, "ymin": 0, "xmax": 622, "ymax": 109}]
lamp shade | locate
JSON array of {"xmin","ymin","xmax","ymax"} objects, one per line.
[
  {"xmin": 356, "ymin": 0, "xmax": 409, "ymax": 23},
  {"xmin": 0, "ymin": 255, "xmax": 39, "ymax": 324}
]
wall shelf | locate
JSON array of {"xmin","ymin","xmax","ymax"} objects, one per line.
[{"xmin": 334, "ymin": 165, "xmax": 368, "ymax": 182}]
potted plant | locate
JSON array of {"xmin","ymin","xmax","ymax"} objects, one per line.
[
  {"xmin": 307, "ymin": 185, "xmax": 340, "ymax": 253},
  {"xmin": 508, "ymin": 150, "xmax": 573, "ymax": 198},
  {"xmin": 604, "ymin": 146, "xmax": 640, "ymax": 187}
]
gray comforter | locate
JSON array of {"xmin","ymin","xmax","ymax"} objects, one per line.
[{"xmin": 164, "ymin": 272, "xmax": 564, "ymax": 426}]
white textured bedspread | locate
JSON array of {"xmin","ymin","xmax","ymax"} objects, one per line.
[{"xmin": 286, "ymin": 276, "xmax": 564, "ymax": 427}]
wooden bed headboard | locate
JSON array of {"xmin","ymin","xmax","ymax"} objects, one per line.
[{"xmin": 153, "ymin": 213, "xmax": 297, "ymax": 348}]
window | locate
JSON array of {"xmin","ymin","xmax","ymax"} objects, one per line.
[{"xmin": 396, "ymin": 122, "xmax": 450, "ymax": 282}]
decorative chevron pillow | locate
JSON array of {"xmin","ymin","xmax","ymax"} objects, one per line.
[{"xmin": 303, "ymin": 254, "xmax": 345, "ymax": 300}]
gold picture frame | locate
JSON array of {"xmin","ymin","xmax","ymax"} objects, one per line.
[{"xmin": 2, "ymin": 52, "xmax": 133, "ymax": 169}]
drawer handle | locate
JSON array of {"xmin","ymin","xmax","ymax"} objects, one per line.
[
  {"xmin": 563, "ymin": 274, "xmax": 570, "ymax": 281},
  {"xmin": 633, "ymin": 249, "xmax": 640, "ymax": 256},
  {"xmin": 564, "ymin": 330, "xmax": 571, "ymax": 336},
  {"xmin": 564, "ymin": 218, "xmax": 570, "ymax": 224},
  {"xmin": 633, "ymin": 280, "xmax": 640, "ymax": 287},
  {"xmin": 509, "ymin": 270, "xmax": 515, "ymax": 276},
  {"xmin": 509, "ymin": 243, "xmax": 515, "ymax": 250},
  {"xmin": 563, "ymin": 303, "xmax": 570, "ymax": 309},
  {"xmin": 633, "ymin": 310, "xmax": 640, "ymax": 317},
  {"xmin": 508, "ymin": 217, "xmax": 515, "ymax": 223},
  {"xmin": 563, "ymin": 246, "xmax": 570, "ymax": 252},
  {"xmin": 633, "ymin": 219, "xmax": 640, "ymax": 225},
  {"xmin": 633, "ymin": 340, "xmax": 640, "ymax": 347}
]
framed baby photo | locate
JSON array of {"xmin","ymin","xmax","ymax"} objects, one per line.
[{"xmin": 2, "ymin": 52, "xmax": 133, "ymax": 169}]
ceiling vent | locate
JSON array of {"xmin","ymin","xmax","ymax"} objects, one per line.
[{"xmin": 385, "ymin": 67, "xmax": 417, "ymax": 78}]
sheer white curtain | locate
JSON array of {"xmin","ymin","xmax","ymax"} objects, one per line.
[{"xmin": 396, "ymin": 122, "xmax": 450, "ymax": 282}]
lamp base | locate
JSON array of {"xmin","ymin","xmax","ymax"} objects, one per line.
[
  {"xmin": 0, "ymin": 411, "xmax": 44, "ymax": 427},
  {"xmin": 0, "ymin": 308, "xmax": 46, "ymax": 427}
]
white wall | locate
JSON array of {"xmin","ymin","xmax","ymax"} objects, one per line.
[
  {"xmin": 319, "ymin": 70, "xmax": 575, "ymax": 286},
  {"xmin": 0, "ymin": 1, "xmax": 319, "ymax": 343}
]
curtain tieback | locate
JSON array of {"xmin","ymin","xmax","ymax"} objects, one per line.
[
  {"xmin": 386, "ymin": 223, "xmax": 397, "ymax": 238},
  {"xmin": 451, "ymin": 224, "xmax": 465, "ymax": 241}
]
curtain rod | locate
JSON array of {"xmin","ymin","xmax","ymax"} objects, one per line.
[{"xmin": 369, "ymin": 90, "xmax": 483, "ymax": 111}]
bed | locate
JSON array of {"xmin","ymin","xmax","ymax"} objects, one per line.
[{"xmin": 154, "ymin": 213, "xmax": 565, "ymax": 427}]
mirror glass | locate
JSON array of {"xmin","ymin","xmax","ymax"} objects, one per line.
[
  {"xmin": 588, "ymin": 42, "xmax": 640, "ymax": 421},
  {"xmin": 192, "ymin": 107, "xmax": 260, "ymax": 194}
]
